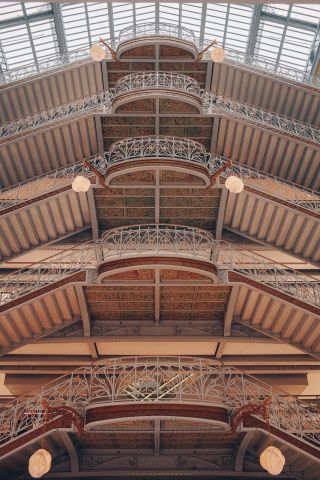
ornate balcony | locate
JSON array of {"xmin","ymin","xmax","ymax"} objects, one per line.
[
  {"xmin": 1, "ymin": 23, "xmax": 319, "ymax": 90},
  {"xmin": 112, "ymin": 72, "xmax": 202, "ymax": 114},
  {"xmin": 116, "ymin": 23, "xmax": 198, "ymax": 60},
  {"xmin": 1, "ymin": 225, "xmax": 319, "ymax": 309},
  {"xmin": 0, "ymin": 356, "xmax": 319, "ymax": 455},
  {"xmin": 106, "ymin": 136, "xmax": 210, "ymax": 186}
]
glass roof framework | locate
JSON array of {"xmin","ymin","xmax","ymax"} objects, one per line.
[{"xmin": 0, "ymin": 2, "xmax": 319, "ymax": 76}]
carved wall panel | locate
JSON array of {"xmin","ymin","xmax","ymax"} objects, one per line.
[
  {"xmin": 121, "ymin": 45, "xmax": 155, "ymax": 58},
  {"xmin": 160, "ymin": 170, "xmax": 203, "ymax": 184},
  {"xmin": 159, "ymin": 99, "xmax": 200, "ymax": 114},
  {"xmin": 159, "ymin": 45, "xmax": 194, "ymax": 58},
  {"xmin": 160, "ymin": 269, "xmax": 212, "ymax": 281},
  {"xmin": 103, "ymin": 269, "xmax": 154, "ymax": 281},
  {"xmin": 111, "ymin": 170, "xmax": 155, "ymax": 184},
  {"xmin": 116, "ymin": 98, "xmax": 156, "ymax": 113}
]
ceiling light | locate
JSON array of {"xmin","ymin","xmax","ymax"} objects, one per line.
[
  {"xmin": 211, "ymin": 47, "xmax": 225, "ymax": 62},
  {"xmin": 28, "ymin": 449, "xmax": 52, "ymax": 478},
  {"xmin": 90, "ymin": 44, "xmax": 105, "ymax": 61},
  {"xmin": 72, "ymin": 175, "xmax": 91, "ymax": 193},
  {"xmin": 260, "ymin": 446, "xmax": 285, "ymax": 476},
  {"xmin": 225, "ymin": 175, "xmax": 244, "ymax": 194}
]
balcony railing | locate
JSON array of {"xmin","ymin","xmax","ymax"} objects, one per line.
[
  {"xmin": 108, "ymin": 136, "xmax": 208, "ymax": 165},
  {"xmin": 0, "ymin": 22, "xmax": 319, "ymax": 89},
  {"xmin": 0, "ymin": 157, "xmax": 105, "ymax": 211},
  {"xmin": 118, "ymin": 22, "xmax": 196, "ymax": 43},
  {"xmin": 0, "ymin": 91, "xmax": 113, "ymax": 139},
  {"xmin": 2, "ymin": 85, "xmax": 319, "ymax": 145},
  {"xmin": 209, "ymin": 155, "xmax": 320, "ymax": 215},
  {"xmin": 202, "ymin": 92, "xmax": 320, "ymax": 143},
  {"xmin": 0, "ymin": 357, "xmax": 319, "ymax": 449},
  {"xmin": 1, "ymin": 137, "xmax": 318, "ymax": 216},
  {"xmin": 113, "ymin": 72, "xmax": 201, "ymax": 97},
  {"xmin": 1, "ymin": 225, "xmax": 319, "ymax": 308}
]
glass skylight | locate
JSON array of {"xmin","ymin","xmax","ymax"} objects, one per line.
[{"xmin": 0, "ymin": 2, "xmax": 319, "ymax": 75}]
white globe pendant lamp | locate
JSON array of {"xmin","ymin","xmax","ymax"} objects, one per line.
[
  {"xmin": 72, "ymin": 175, "xmax": 91, "ymax": 193},
  {"xmin": 260, "ymin": 445, "xmax": 285, "ymax": 476},
  {"xmin": 225, "ymin": 175, "xmax": 244, "ymax": 194},
  {"xmin": 90, "ymin": 44, "xmax": 105, "ymax": 62},
  {"xmin": 211, "ymin": 46, "xmax": 225, "ymax": 62},
  {"xmin": 28, "ymin": 448, "xmax": 52, "ymax": 478}
]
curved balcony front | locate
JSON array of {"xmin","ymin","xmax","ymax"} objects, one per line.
[
  {"xmin": 106, "ymin": 136, "xmax": 210, "ymax": 186},
  {"xmin": 116, "ymin": 22, "xmax": 198, "ymax": 60},
  {"xmin": 112, "ymin": 72, "xmax": 202, "ymax": 114},
  {"xmin": 98, "ymin": 223, "xmax": 217, "ymax": 281}
]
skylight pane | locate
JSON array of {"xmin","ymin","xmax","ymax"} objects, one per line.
[
  {"xmin": 29, "ymin": 18, "xmax": 58, "ymax": 60},
  {"xmin": 204, "ymin": 4, "xmax": 228, "ymax": 45},
  {"xmin": 61, "ymin": 3, "xmax": 90, "ymax": 50},
  {"xmin": 159, "ymin": 3, "xmax": 180, "ymax": 24},
  {"xmin": 181, "ymin": 4, "xmax": 203, "ymax": 37},
  {"xmin": 0, "ymin": 2, "xmax": 23, "ymax": 21},
  {"xmin": 224, "ymin": 5, "xmax": 253, "ymax": 53},
  {"xmin": 112, "ymin": 3, "xmax": 134, "ymax": 36},
  {"xmin": 255, "ymin": 20, "xmax": 284, "ymax": 62},
  {"xmin": 135, "ymin": 3, "xmax": 155, "ymax": 24},
  {"xmin": 87, "ymin": 3, "xmax": 110, "ymax": 44}
]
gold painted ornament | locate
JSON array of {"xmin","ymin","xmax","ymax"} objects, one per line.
[
  {"xmin": 28, "ymin": 448, "xmax": 52, "ymax": 478},
  {"xmin": 260, "ymin": 445, "xmax": 285, "ymax": 476}
]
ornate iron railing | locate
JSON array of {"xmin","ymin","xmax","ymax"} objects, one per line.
[
  {"xmin": 0, "ymin": 357, "xmax": 319, "ymax": 449},
  {"xmin": 224, "ymin": 49, "xmax": 320, "ymax": 89},
  {"xmin": 113, "ymin": 72, "xmax": 201, "ymax": 97},
  {"xmin": 1, "ymin": 137, "xmax": 317, "ymax": 215},
  {"xmin": 208, "ymin": 155, "xmax": 320, "ymax": 214},
  {"xmin": 108, "ymin": 136, "xmax": 208, "ymax": 165},
  {"xmin": 0, "ymin": 91, "xmax": 113, "ymax": 139},
  {"xmin": 0, "ymin": 157, "xmax": 106, "ymax": 211},
  {"xmin": 0, "ymin": 22, "xmax": 319, "ymax": 90},
  {"xmin": 201, "ymin": 92, "xmax": 320, "ymax": 143},
  {"xmin": 1, "ymin": 225, "xmax": 319, "ymax": 308},
  {"xmin": 2, "ymin": 85, "xmax": 319, "ymax": 145},
  {"xmin": 0, "ymin": 48, "xmax": 91, "ymax": 85},
  {"xmin": 118, "ymin": 22, "xmax": 196, "ymax": 43},
  {"xmin": 0, "ymin": 246, "xmax": 97, "ymax": 306}
]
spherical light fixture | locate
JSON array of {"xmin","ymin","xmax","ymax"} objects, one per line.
[
  {"xmin": 225, "ymin": 175, "xmax": 244, "ymax": 194},
  {"xmin": 28, "ymin": 449, "xmax": 52, "ymax": 478},
  {"xmin": 260, "ymin": 446, "xmax": 285, "ymax": 476},
  {"xmin": 72, "ymin": 175, "xmax": 91, "ymax": 193},
  {"xmin": 90, "ymin": 44, "xmax": 105, "ymax": 62},
  {"xmin": 211, "ymin": 47, "xmax": 225, "ymax": 62}
]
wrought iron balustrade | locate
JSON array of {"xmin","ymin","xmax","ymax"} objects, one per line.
[
  {"xmin": 0, "ymin": 48, "xmax": 91, "ymax": 85},
  {"xmin": 0, "ymin": 357, "xmax": 319, "ymax": 449},
  {"xmin": 208, "ymin": 155, "xmax": 320, "ymax": 214},
  {"xmin": 118, "ymin": 22, "xmax": 196, "ymax": 43},
  {"xmin": 0, "ymin": 246, "xmax": 97, "ymax": 306},
  {"xmin": 0, "ymin": 91, "xmax": 114, "ymax": 140},
  {"xmin": 113, "ymin": 72, "xmax": 201, "ymax": 97},
  {"xmin": 201, "ymin": 92, "xmax": 320, "ymax": 143},
  {"xmin": 108, "ymin": 136, "xmax": 208, "ymax": 165},
  {"xmin": 0, "ymin": 157, "xmax": 106, "ymax": 211},
  {"xmin": 223, "ymin": 49, "xmax": 320, "ymax": 89},
  {"xmin": 1, "ymin": 226, "xmax": 318, "ymax": 308},
  {"xmin": 0, "ymin": 22, "xmax": 319, "ymax": 90},
  {"xmin": 2, "ymin": 86, "xmax": 318, "ymax": 145}
]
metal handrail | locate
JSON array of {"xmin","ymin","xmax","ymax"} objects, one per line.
[
  {"xmin": 0, "ymin": 22, "xmax": 319, "ymax": 89},
  {"xmin": 118, "ymin": 22, "xmax": 196, "ymax": 43},
  {"xmin": 1, "ymin": 139, "xmax": 318, "ymax": 215},
  {"xmin": 0, "ymin": 156, "xmax": 106, "ymax": 211},
  {"xmin": 0, "ymin": 91, "xmax": 113, "ymax": 139},
  {"xmin": 201, "ymin": 91, "xmax": 320, "ymax": 143},
  {"xmin": 113, "ymin": 72, "xmax": 201, "ymax": 97},
  {"xmin": 0, "ymin": 225, "xmax": 319, "ymax": 308},
  {"xmin": 208, "ymin": 155, "xmax": 320, "ymax": 214},
  {"xmin": 0, "ymin": 356, "xmax": 319, "ymax": 450},
  {"xmin": 108, "ymin": 136, "xmax": 208, "ymax": 165},
  {"xmin": 1, "ymin": 85, "xmax": 319, "ymax": 145}
]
